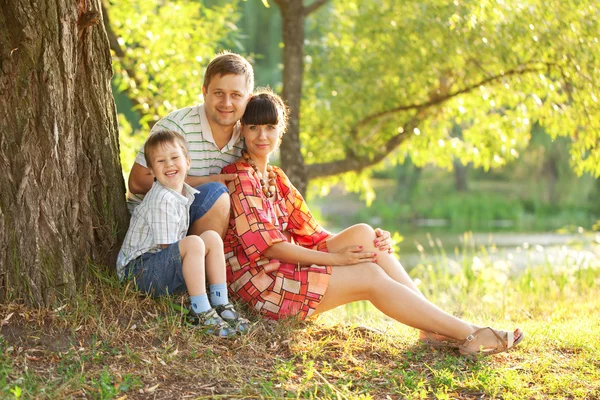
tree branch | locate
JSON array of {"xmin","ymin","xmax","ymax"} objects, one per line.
[
  {"xmin": 307, "ymin": 114, "xmax": 423, "ymax": 179},
  {"xmin": 304, "ymin": 0, "xmax": 330, "ymax": 15},
  {"xmin": 307, "ymin": 63, "xmax": 558, "ymax": 179},
  {"xmin": 271, "ymin": 0, "xmax": 286, "ymax": 9},
  {"xmin": 100, "ymin": 2, "xmax": 146, "ymax": 120},
  {"xmin": 101, "ymin": 2, "xmax": 124, "ymax": 58},
  {"xmin": 356, "ymin": 64, "xmax": 553, "ymax": 130}
]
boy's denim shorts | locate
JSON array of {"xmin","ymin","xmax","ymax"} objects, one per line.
[
  {"xmin": 188, "ymin": 182, "xmax": 229, "ymax": 229},
  {"xmin": 124, "ymin": 242, "xmax": 186, "ymax": 298}
]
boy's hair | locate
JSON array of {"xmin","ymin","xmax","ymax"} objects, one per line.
[
  {"xmin": 241, "ymin": 87, "xmax": 289, "ymax": 134},
  {"xmin": 144, "ymin": 130, "xmax": 189, "ymax": 168},
  {"xmin": 203, "ymin": 51, "xmax": 254, "ymax": 93}
]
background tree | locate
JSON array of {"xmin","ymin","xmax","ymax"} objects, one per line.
[
  {"xmin": 107, "ymin": 0, "xmax": 599, "ymax": 197},
  {"xmin": 270, "ymin": 0, "xmax": 329, "ymax": 194},
  {"xmin": 297, "ymin": 0, "xmax": 600, "ymax": 195},
  {"xmin": 0, "ymin": 0, "xmax": 129, "ymax": 305}
]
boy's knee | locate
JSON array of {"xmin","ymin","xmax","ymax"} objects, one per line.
[
  {"xmin": 180, "ymin": 235, "xmax": 205, "ymax": 255},
  {"xmin": 199, "ymin": 230, "xmax": 223, "ymax": 248}
]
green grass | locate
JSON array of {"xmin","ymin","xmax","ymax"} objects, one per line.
[{"xmin": 1, "ymin": 235, "xmax": 599, "ymax": 399}]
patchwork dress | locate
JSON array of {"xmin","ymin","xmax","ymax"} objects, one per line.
[{"xmin": 222, "ymin": 161, "xmax": 332, "ymax": 320}]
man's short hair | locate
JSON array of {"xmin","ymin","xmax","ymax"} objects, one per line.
[
  {"xmin": 144, "ymin": 130, "xmax": 189, "ymax": 168},
  {"xmin": 203, "ymin": 51, "xmax": 254, "ymax": 93}
]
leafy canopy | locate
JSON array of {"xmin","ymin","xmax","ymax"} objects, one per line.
[
  {"xmin": 107, "ymin": 0, "xmax": 242, "ymax": 173},
  {"xmin": 302, "ymin": 0, "xmax": 600, "ymax": 180},
  {"xmin": 108, "ymin": 0, "xmax": 241, "ymax": 127}
]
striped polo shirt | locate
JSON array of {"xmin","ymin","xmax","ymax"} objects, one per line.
[
  {"xmin": 136, "ymin": 104, "xmax": 244, "ymax": 175},
  {"xmin": 128, "ymin": 104, "xmax": 244, "ymax": 209}
]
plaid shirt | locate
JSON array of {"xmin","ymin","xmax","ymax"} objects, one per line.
[{"xmin": 117, "ymin": 181, "xmax": 198, "ymax": 280}]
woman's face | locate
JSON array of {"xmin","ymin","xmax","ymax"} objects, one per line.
[{"xmin": 242, "ymin": 122, "xmax": 282, "ymax": 160}]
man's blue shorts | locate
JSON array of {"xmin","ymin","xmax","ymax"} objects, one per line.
[
  {"xmin": 188, "ymin": 181, "xmax": 229, "ymax": 229},
  {"xmin": 124, "ymin": 242, "xmax": 185, "ymax": 298}
]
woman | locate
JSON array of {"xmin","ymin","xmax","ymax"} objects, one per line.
[{"xmin": 222, "ymin": 88, "xmax": 524, "ymax": 356}]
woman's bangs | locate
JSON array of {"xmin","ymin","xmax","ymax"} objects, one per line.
[{"xmin": 242, "ymin": 98, "xmax": 279, "ymax": 126}]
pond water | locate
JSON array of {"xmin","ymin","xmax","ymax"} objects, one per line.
[
  {"xmin": 313, "ymin": 187, "xmax": 600, "ymax": 272},
  {"xmin": 394, "ymin": 228, "xmax": 600, "ymax": 272}
]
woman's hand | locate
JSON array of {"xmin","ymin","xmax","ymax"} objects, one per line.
[
  {"xmin": 374, "ymin": 228, "xmax": 393, "ymax": 254},
  {"xmin": 330, "ymin": 246, "xmax": 377, "ymax": 265}
]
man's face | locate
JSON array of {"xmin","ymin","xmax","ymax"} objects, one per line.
[{"xmin": 202, "ymin": 74, "xmax": 252, "ymax": 132}]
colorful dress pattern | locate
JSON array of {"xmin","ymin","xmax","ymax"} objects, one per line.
[{"xmin": 222, "ymin": 161, "xmax": 332, "ymax": 320}]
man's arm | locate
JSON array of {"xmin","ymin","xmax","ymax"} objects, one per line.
[
  {"xmin": 128, "ymin": 162, "xmax": 154, "ymax": 194},
  {"xmin": 184, "ymin": 174, "xmax": 237, "ymax": 188},
  {"xmin": 128, "ymin": 162, "xmax": 238, "ymax": 194}
]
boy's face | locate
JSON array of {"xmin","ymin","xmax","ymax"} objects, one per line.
[
  {"xmin": 202, "ymin": 74, "xmax": 252, "ymax": 133},
  {"xmin": 148, "ymin": 142, "xmax": 190, "ymax": 193}
]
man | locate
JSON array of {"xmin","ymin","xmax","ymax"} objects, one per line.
[{"xmin": 127, "ymin": 51, "xmax": 254, "ymax": 237}]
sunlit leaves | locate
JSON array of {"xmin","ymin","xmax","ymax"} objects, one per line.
[
  {"xmin": 302, "ymin": 0, "xmax": 600, "ymax": 180},
  {"xmin": 108, "ymin": 0, "xmax": 241, "ymax": 127}
]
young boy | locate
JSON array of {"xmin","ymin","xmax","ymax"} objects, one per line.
[{"xmin": 117, "ymin": 130, "xmax": 249, "ymax": 336}]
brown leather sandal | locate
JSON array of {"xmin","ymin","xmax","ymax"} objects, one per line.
[{"xmin": 458, "ymin": 327, "xmax": 524, "ymax": 357}]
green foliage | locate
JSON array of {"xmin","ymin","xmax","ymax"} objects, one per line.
[
  {"xmin": 237, "ymin": 0, "xmax": 282, "ymax": 87},
  {"xmin": 302, "ymin": 0, "xmax": 600, "ymax": 180},
  {"xmin": 417, "ymin": 192, "xmax": 523, "ymax": 225},
  {"xmin": 108, "ymin": 0, "xmax": 242, "ymax": 127},
  {"xmin": 117, "ymin": 114, "xmax": 144, "ymax": 177}
]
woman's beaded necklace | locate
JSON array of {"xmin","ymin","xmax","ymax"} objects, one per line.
[{"xmin": 243, "ymin": 151, "xmax": 277, "ymax": 198}]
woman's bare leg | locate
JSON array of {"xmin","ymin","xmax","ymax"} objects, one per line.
[
  {"xmin": 314, "ymin": 262, "xmax": 476, "ymax": 341},
  {"xmin": 325, "ymin": 224, "xmax": 474, "ymax": 339},
  {"xmin": 326, "ymin": 224, "xmax": 422, "ymax": 294}
]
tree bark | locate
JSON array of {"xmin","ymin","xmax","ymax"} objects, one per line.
[
  {"xmin": 0, "ymin": 0, "xmax": 129, "ymax": 305},
  {"xmin": 278, "ymin": 0, "xmax": 309, "ymax": 194},
  {"xmin": 543, "ymin": 149, "xmax": 559, "ymax": 205},
  {"xmin": 453, "ymin": 159, "xmax": 469, "ymax": 192}
]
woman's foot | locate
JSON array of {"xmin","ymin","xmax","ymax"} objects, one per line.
[
  {"xmin": 458, "ymin": 327, "xmax": 524, "ymax": 357},
  {"xmin": 419, "ymin": 331, "xmax": 461, "ymax": 349}
]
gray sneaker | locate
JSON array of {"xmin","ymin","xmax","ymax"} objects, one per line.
[
  {"xmin": 214, "ymin": 303, "xmax": 251, "ymax": 334},
  {"xmin": 187, "ymin": 308, "xmax": 235, "ymax": 338}
]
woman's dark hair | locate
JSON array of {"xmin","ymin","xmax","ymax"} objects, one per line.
[{"xmin": 241, "ymin": 87, "xmax": 289, "ymax": 133}]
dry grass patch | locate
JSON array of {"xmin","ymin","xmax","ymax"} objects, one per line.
[{"xmin": 1, "ymin": 247, "xmax": 599, "ymax": 399}]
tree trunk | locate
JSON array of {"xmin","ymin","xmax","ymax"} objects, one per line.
[
  {"xmin": 453, "ymin": 159, "xmax": 469, "ymax": 192},
  {"xmin": 0, "ymin": 0, "xmax": 129, "ymax": 305},
  {"xmin": 543, "ymin": 150, "xmax": 559, "ymax": 205},
  {"xmin": 278, "ymin": 0, "xmax": 309, "ymax": 195}
]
